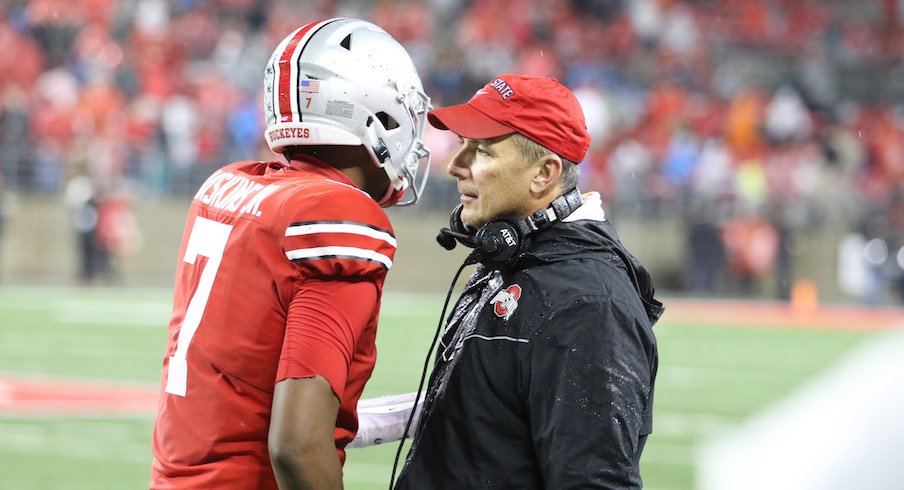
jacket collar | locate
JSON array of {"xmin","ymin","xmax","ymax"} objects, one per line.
[
  {"xmin": 522, "ymin": 202, "xmax": 665, "ymax": 325},
  {"xmin": 563, "ymin": 191, "xmax": 606, "ymax": 223}
]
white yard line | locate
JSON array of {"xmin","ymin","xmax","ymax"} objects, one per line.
[{"xmin": 698, "ymin": 328, "xmax": 904, "ymax": 490}]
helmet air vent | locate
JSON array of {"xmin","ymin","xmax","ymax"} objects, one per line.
[
  {"xmin": 375, "ymin": 111, "xmax": 399, "ymax": 130},
  {"xmin": 340, "ymin": 33, "xmax": 352, "ymax": 51}
]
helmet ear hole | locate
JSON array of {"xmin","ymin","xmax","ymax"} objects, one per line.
[
  {"xmin": 340, "ymin": 33, "xmax": 352, "ymax": 50},
  {"xmin": 375, "ymin": 112, "xmax": 399, "ymax": 130}
]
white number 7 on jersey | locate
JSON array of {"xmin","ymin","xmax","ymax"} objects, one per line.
[{"xmin": 165, "ymin": 217, "xmax": 233, "ymax": 397}]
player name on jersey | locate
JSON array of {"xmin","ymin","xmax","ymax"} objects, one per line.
[{"xmin": 193, "ymin": 170, "xmax": 280, "ymax": 217}]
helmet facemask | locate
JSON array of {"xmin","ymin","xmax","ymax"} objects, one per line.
[{"xmin": 363, "ymin": 82, "xmax": 432, "ymax": 207}]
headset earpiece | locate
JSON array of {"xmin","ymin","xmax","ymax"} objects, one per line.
[
  {"xmin": 449, "ymin": 204, "xmax": 477, "ymax": 236},
  {"xmin": 472, "ymin": 218, "xmax": 526, "ymax": 269}
]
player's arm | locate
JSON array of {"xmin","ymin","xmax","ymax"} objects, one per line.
[
  {"xmin": 269, "ymin": 376, "xmax": 342, "ymax": 490},
  {"xmin": 346, "ymin": 392, "xmax": 424, "ymax": 448},
  {"xmin": 526, "ymin": 294, "xmax": 656, "ymax": 489},
  {"xmin": 269, "ymin": 276, "xmax": 380, "ymax": 489}
]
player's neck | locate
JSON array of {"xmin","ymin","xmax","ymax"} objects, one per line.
[
  {"xmin": 339, "ymin": 165, "xmax": 390, "ymax": 202},
  {"xmin": 286, "ymin": 146, "xmax": 389, "ymax": 201}
]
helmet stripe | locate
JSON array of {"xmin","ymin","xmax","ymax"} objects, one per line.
[
  {"xmin": 274, "ymin": 19, "xmax": 341, "ymax": 124},
  {"xmin": 272, "ymin": 28, "xmax": 302, "ymax": 124},
  {"xmin": 275, "ymin": 24, "xmax": 316, "ymax": 123}
]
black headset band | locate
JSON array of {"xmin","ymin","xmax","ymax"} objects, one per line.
[
  {"xmin": 551, "ymin": 187, "xmax": 583, "ymax": 222},
  {"xmin": 436, "ymin": 187, "xmax": 585, "ymax": 269},
  {"xmin": 528, "ymin": 187, "xmax": 582, "ymax": 230}
]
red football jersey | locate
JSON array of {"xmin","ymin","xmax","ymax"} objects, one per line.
[{"xmin": 150, "ymin": 158, "xmax": 395, "ymax": 489}]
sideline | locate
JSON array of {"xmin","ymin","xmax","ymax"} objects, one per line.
[{"xmin": 661, "ymin": 298, "xmax": 903, "ymax": 331}]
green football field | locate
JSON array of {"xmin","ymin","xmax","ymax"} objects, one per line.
[{"xmin": 0, "ymin": 285, "xmax": 885, "ymax": 489}]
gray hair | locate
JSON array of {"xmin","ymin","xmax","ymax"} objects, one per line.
[{"xmin": 510, "ymin": 133, "xmax": 580, "ymax": 190}]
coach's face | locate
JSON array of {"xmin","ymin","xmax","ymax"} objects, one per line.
[{"xmin": 448, "ymin": 134, "xmax": 540, "ymax": 229}]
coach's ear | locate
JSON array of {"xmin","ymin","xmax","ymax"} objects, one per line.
[{"xmin": 529, "ymin": 153, "xmax": 563, "ymax": 197}]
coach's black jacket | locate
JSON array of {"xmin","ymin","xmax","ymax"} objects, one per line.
[{"xmin": 396, "ymin": 205, "xmax": 663, "ymax": 490}]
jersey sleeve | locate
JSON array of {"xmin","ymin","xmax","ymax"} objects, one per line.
[
  {"xmin": 280, "ymin": 185, "xmax": 396, "ymax": 280},
  {"xmin": 276, "ymin": 276, "xmax": 378, "ymax": 397}
]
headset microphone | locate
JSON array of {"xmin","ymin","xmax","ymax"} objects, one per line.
[
  {"xmin": 436, "ymin": 228, "xmax": 461, "ymax": 251},
  {"xmin": 436, "ymin": 228, "xmax": 484, "ymax": 266},
  {"xmin": 436, "ymin": 204, "xmax": 479, "ymax": 251}
]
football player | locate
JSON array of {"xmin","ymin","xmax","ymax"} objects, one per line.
[{"xmin": 150, "ymin": 18, "xmax": 430, "ymax": 489}]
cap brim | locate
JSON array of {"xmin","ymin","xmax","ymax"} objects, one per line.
[{"xmin": 428, "ymin": 103, "xmax": 515, "ymax": 139}]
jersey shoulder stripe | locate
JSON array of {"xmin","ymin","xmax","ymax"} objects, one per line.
[
  {"xmin": 283, "ymin": 220, "xmax": 396, "ymax": 280},
  {"xmin": 286, "ymin": 220, "xmax": 397, "ymax": 247},
  {"xmin": 278, "ymin": 171, "xmax": 395, "ymax": 279},
  {"xmin": 285, "ymin": 246, "xmax": 393, "ymax": 270}
]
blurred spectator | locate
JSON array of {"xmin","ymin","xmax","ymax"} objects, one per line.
[
  {"xmin": 64, "ymin": 175, "xmax": 110, "ymax": 283},
  {"xmin": 95, "ymin": 185, "xmax": 141, "ymax": 277},
  {"xmin": 607, "ymin": 136, "xmax": 654, "ymax": 212},
  {"xmin": 725, "ymin": 89, "xmax": 767, "ymax": 159},
  {"xmin": 891, "ymin": 188, "xmax": 904, "ymax": 304},
  {"xmin": 63, "ymin": 175, "xmax": 140, "ymax": 284},
  {"xmin": 722, "ymin": 208, "xmax": 781, "ymax": 295},
  {"xmin": 0, "ymin": 11, "xmax": 44, "ymax": 91},
  {"xmin": 685, "ymin": 196, "xmax": 728, "ymax": 295},
  {"xmin": 691, "ymin": 137, "xmax": 735, "ymax": 200},
  {"xmin": 661, "ymin": 124, "xmax": 700, "ymax": 203},
  {"xmin": 659, "ymin": 1, "xmax": 700, "ymax": 56},
  {"xmin": 852, "ymin": 185, "xmax": 904, "ymax": 305},
  {"xmin": 763, "ymin": 84, "xmax": 813, "ymax": 144},
  {"xmin": 0, "ymin": 86, "xmax": 30, "ymax": 190}
]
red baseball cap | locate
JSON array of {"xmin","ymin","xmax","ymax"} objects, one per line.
[{"xmin": 428, "ymin": 74, "xmax": 591, "ymax": 163}]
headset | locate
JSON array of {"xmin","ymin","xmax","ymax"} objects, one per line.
[{"xmin": 436, "ymin": 187, "xmax": 584, "ymax": 269}]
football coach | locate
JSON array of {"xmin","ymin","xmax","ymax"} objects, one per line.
[{"xmin": 395, "ymin": 74, "xmax": 664, "ymax": 489}]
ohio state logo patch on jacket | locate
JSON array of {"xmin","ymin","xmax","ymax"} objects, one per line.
[{"xmin": 491, "ymin": 284, "xmax": 522, "ymax": 320}]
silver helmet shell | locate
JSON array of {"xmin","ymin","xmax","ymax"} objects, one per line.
[{"xmin": 263, "ymin": 18, "xmax": 432, "ymax": 206}]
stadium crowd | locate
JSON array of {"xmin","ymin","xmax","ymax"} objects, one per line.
[{"xmin": 0, "ymin": 0, "xmax": 902, "ymax": 303}]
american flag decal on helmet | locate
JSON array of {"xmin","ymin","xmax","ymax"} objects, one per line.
[{"xmin": 299, "ymin": 79, "xmax": 320, "ymax": 93}]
